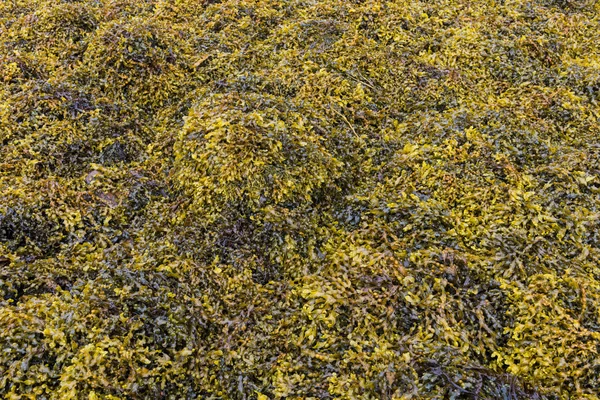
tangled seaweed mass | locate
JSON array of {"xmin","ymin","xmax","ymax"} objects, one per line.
[{"xmin": 1, "ymin": 0, "xmax": 600, "ymax": 398}]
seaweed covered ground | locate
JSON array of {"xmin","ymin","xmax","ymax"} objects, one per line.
[{"xmin": 1, "ymin": 0, "xmax": 600, "ymax": 398}]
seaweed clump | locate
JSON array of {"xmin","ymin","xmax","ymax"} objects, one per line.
[{"xmin": 1, "ymin": 0, "xmax": 600, "ymax": 399}]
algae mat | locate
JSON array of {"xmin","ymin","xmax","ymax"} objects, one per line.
[{"xmin": 1, "ymin": 0, "xmax": 600, "ymax": 398}]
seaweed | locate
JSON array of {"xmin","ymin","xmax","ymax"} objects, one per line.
[{"xmin": 1, "ymin": 0, "xmax": 600, "ymax": 398}]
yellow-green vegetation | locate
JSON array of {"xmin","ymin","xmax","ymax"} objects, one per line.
[{"xmin": 1, "ymin": 0, "xmax": 600, "ymax": 398}]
